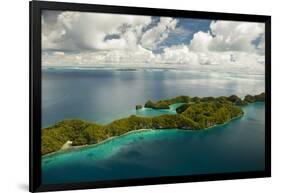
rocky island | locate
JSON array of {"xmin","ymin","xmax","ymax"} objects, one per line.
[{"xmin": 42, "ymin": 93, "xmax": 265, "ymax": 155}]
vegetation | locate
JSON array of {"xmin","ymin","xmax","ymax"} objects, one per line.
[
  {"xmin": 143, "ymin": 96, "xmax": 192, "ymax": 109},
  {"xmin": 254, "ymin": 92, "xmax": 265, "ymax": 102},
  {"xmin": 42, "ymin": 93, "xmax": 265, "ymax": 155},
  {"xmin": 244, "ymin": 93, "xmax": 265, "ymax": 103},
  {"xmin": 143, "ymin": 92, "xmax": 265, "ymax": 110},
  {"xmin": 175, "ymin": 104, "xmax": 190, "ymax": 113},
  {"xmin": 144, "ymin": 100, "xmax": 170, "ymax": 109},
  {"xmin": 136, "ymin": 105, "xmax": 142, "ymax": 110}
]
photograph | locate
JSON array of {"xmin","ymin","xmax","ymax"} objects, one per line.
[{"xmin": 41, "ymin": 10, "xmax": 266, "ymax": 185}]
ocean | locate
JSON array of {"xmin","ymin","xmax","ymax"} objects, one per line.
[{"xmin": 41, "ymin": 68, "xmax": 265, "ymax": 184}]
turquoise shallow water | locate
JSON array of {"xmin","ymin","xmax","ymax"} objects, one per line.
[
  {"xmin": 42, "ymin": 102, "xmax": 265, "ymax": 184},
  {"xmin": 135, "ymin": 103, "xmax": 184, "ymax": 117}
]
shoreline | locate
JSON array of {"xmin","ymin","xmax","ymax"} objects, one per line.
[
  {"xmin": 42, "ymin": 101, "xmax": 263, "ymax": 158},
  {"xmin": 42, "ymin": 113, "xmax": 244, "ymax": 158},
  {"xmin": 201, "ymin": 113, "xmax": 244, "ymax": 130},
  {"xmin": 43, "ymin": 128, "xmax": 153, "ymax": 158}
]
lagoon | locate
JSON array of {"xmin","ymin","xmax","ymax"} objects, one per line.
[{"xmin": 42, "ymin": 102, "xmax": 265, "ymax": 184}]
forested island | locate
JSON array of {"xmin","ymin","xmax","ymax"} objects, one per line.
[{"xmin": 42, "ymin": 93, "xmax": 265, "ymax": 155}]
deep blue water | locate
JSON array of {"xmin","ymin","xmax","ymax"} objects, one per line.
[
  {"xmin": 42, "ymin": 68, "xmax": 264, "ymax": 127},
  {"xmin": 42, "ymin": 68, "xmax": 265, "ymax": 185}
]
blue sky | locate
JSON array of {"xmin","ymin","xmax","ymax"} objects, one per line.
[
  {"xmin": 159, "ymin": 18, "xmax": 211, "ymax": 49},
  {"xmin": 100, "ymin": 17, "xmax": 212, "ymax": 54},
  {"xmin": 42, "ymin": 11, "xmax": 265, "ymax": 74}
]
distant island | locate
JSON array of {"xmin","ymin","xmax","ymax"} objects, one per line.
[{"xmin": 42, "ymin": 93, "xmax": 265, "ymax": 156}]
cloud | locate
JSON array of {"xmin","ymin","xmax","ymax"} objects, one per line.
[
  {"xmin": 189, "ymin": 31, "xmax": 212, "ymax": 52},
  {"xmin": 53, "ymin": 51, "xmax": 65, "ymax": 56},
  {"xmin": 208, "ymin": 21, "xmax": 264, "ymax": 52},
  {"xmin": 140, "ymin": 17, "xmax": 178, "ymax": 50},
  {"xmin": 42, "ymin": 11, "xmax": 152, "ymax": 51},
  {"xmin": 42, "ymin": 46, "xmax": 156, "ymax": 67},
  {"xmin": 189, "ymin": 21, "xmax": 264, "ymax": 53},
  {"xmin": 159, "ymin": 45, "xmax": 196, "ymax": 65},
  {"xmin": 42, "ymin": 11, "xmax": 265, "ymax": 74}
]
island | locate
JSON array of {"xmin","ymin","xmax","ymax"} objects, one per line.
[{"xmin": 42, "ymin": 92, "xmax": 265, "ymax": 155}]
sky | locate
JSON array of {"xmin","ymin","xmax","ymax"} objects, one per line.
[{"xmin": 42, "ymin": 11, "xmax": 265, "ymax": 74}]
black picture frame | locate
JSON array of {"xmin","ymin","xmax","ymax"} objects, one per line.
[{"xmin": 29, "ymin": 1, "xmax": 271, "ymax": 192}]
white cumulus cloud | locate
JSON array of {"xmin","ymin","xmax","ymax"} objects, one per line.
[
  {"xmin": 42, "ymin": 11, "xmax": 265, "ymax": 74},
  {"xmin": 42, "ymin": 11, "xmax": 152, "ymax": 51},
  {"xmin": 140, "ymin": 17, "xmax": 178, "ymax": 50}
]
